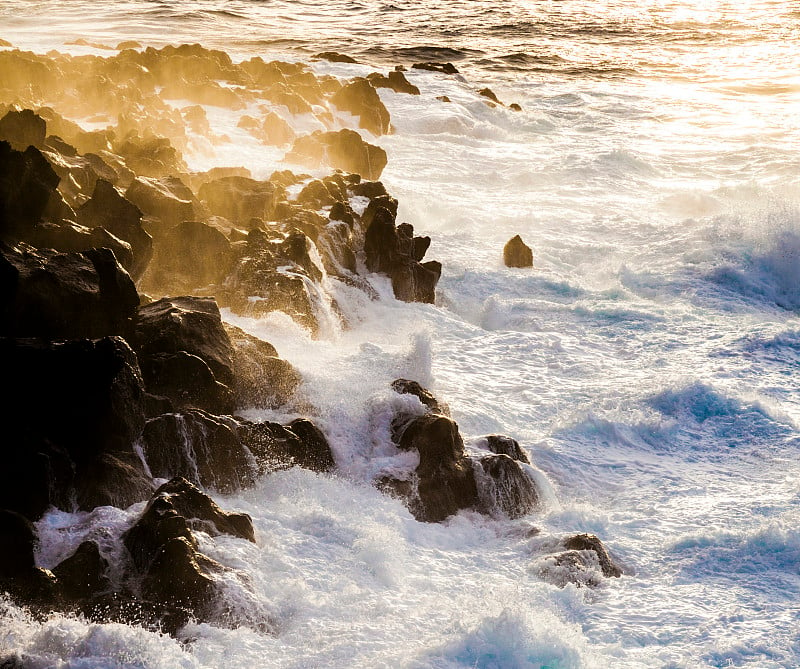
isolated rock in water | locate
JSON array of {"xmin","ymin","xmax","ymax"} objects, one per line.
[
  {"xmin": 0, "ymin": 509, "xmax": 58, "ymax": 605},
  {"xmin": 330, "ymin": 78, "xmax": 391, "ymax": 136},
  {"xmin": 125, "ymin": 176, "xmax": 197, "ymax": 228},
  {"xmin": 240, "ymin": 111, "xmax": 295, "ymax": 147},
  {"xmin": 563, "ymin": 533, "xmax": 622, "ymax": 578},
  {"xmin": 134, "ymin": 296, "xmax": 235, "ymax": 387},
  {"xmin": 411, "ymin": 62, "xmax": 459, "ymax": 75},
  {"xmin": 225, "ymin": 323, "xmax": 301, "ymax": 409},
  {"xmin": 399, "ymin": 413, "xmax": 479, "ymax": 523},
  {"xmin": 239, "ymin": 418, "xmax": 335, "ymax": 474},
  {"xmin": 52, "ymin": 541, "xmax": 110, "ymax": 602},
  {"xmin": 76, "ymin": 179, "xmax": 152, "ymax": 280},
  {"xmin": 287, "ymin": 129, "xmax": 387, "ymax": 180},
  {"xmin": 482, "ymin": 434, "xmax": 530, "ymax": 464},
  {"xmin": 0, "ymin": 109, "xmax": 46, "ymax": 150},
  {"xmin": 0, "ymin": 141, "xmax": 60, "ymax": 241},
  {"xmin": 478, "ymin": 87, "xmax": 502, "ymax": 105},
  {"xmin": 144, "ymin": 220, "xmax": 232, "ymax": 294},
  {"xmin": 476, "ymin": 454, "xmax": 539, "ymax": 519},
  {"xmin": 151, "ymin": 477, "xmax": 255, "ymax": 542},
  {"xmin": 314, "ymin": 51, "xmax": 358, "ymax": 64},
  {"xmin": 0, "ymin": 336, "xmax": 148, "ymax": 518},
  {"xmin": 198, "ymin": 175, "xmax": 278, "ymax": 225},
  {"xmin": 141, "ymin": 410, "xmax": 255, "ymax": 493},
  {"xmin": 503, "ymin": 234, "xmax": 533, "ymax": 268},
  {"xmin": 0, "ymin": 244, "xmax": 139, "ymax": 340}
]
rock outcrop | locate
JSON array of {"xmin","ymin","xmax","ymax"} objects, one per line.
[{"xmin": 503, "ymin": 234, "xmax": 533, "ymax": 268}]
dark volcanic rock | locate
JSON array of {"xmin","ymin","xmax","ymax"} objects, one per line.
[
  {"xmin": 330, "ymin": 78, "xmax": 391, "ymax": 136},
  {"xmin": 153, "ymin": 477, "xmax": 255, "ymax": 542},
  {"xmin": 52, "ymin": 541, "xmax": 110, "ymax": 602},
  {"xmin": 0, "ymin": 141, "xmax": 60, "ymax": 241},
  {"xmin": 0, "ymin": 509, "xmax": 59, "ymax": 605},
  {"xmin": 482, "ymin": 434, "xmax": 530, "ymax": 464},
  {"xmin": 411, "ymin": 62, "xmax": 459, "ymax": 75},
  {"xmin": 503, "ymin": 234, "xmax": 533, "ymax": 268},
  {"xmin": 138, "ymin": 350, "xmax": 234, "ymax": 414},
  {"xmin": 477, "ymin": 454, "xmax": 539, "ymax": 519},
  {"xmin": 239, "ymin": 418, "xmax": 335, "ymax": 474},
  {"xmin": 0, "ymin": 243, "xmax": 139, "ymax": 339},
  {"xmin": 287, "ymin": 130, "xmax": 387, "ymax": 180},
  {"xmin": 76, "ymin": 179, "xmax": 153, "ymax": 280},
  {"xmin": 122, "ymin": 488, "xmax": 220, "ymax": 617},
  {"xmin": 563, "ymin": 533, "xmax": 622, "ymax": 578},
  {"xmin": 368, "ymin": 71, "xmax": 420, "ymax": 96},
  {"xmin": 391, "ymin": 378, "xmax": 449, "ymax": 414},
  {"xmin": 27, "ymin": 222, "xmax": 134, "ymax": 272},
  {"xmin": 141, "ymin": 410, "xmax": 255, "ymax": 493},
  {"xmin": 225, "ymin": 323, "xmax": 301, "ymax": 409},
  {"xmin": 399, "ymin": 413, "xmax": 479, "ymax": 523},
  {"xmin": 314, "ymin": 52, "xmax": 358, "ymax": 64},
  {"xmin": 363, "ymin": 207, "xmax": 440, "ymax": 303},
  {"xmin": 0, "ymin": 336, "xmax": 149, "ymax": 518},
  {"xmin": 134, "ymin": 296, "xmax": 234, "ymax": 387},
  {"xmin": 0, "ymin": 109, "xmax": 46, "ymax": 151}
]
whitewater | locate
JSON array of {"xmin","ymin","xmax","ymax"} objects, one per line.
[{"xmin": 2, "ymin": 0, "xmax": 800, "ymax": 666}]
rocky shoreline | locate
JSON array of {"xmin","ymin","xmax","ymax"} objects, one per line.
[{"xmin": 0, "ymin": 43, "xmax": 619, "ymax": 638}]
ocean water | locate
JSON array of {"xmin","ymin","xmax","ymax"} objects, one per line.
[{"xmin": 2, "ymin": 1, "xmax": 800, "ymax": 667}]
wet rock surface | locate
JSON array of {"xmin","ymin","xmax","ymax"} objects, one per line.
[{"xmin": 503, "ymin": 234, "xmax": 533, "ymax": 268}]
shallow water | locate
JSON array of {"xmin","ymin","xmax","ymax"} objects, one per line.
[{"xmin": 2, "ymin": 1, "xmax": 800, "ymax": 667}]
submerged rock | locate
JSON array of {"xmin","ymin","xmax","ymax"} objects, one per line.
[
  {"xmin": 563, "ymin": 533, "xmax": 622, "ymax": 578},
  {"xmin": 411, "ymin": 62, "xmax": 459, "ymax": 75},
  {"xmin": 503, "ymin": 234, "xmax": 533, "ymax": 268}
]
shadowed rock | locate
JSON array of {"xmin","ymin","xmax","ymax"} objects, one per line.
[
  {"xmin": 134, "ymin": 296, "xmax": 234, "ymax": 387},
  {"xmin": 0, "ymin": 336, "xmax": 150, "ymax": 518},
  {"xmin": 412, "ymin": 62, "xmax": 459, "ymax": 75},
  {"xmin": 76, "ymin": 179, "xmax": 152, "ymax": 280},
  {"xmin": 0, "ymin": 244, "xmax": 139, "ymax": 339},
  {"xmin": 52, "ymin": 541, "xmax": 110, "ymax": 602},
  {"xmin": 399, "ymin": 413, "xmax": 479, "ymax": 523},
  {"xmin": 0, "ymin": 109, "xmax": 46, "ymax": 150},
  {"xmin": 477, "ymin": 454, "xmax": 539, "ymax": 519},
  {"xmin": 0, "ymin": 141, "xmax": 60, "ymax": 241},
  {"xmin": 239, "ymin": 418, "xmax": 335, "ymax": 474},
  {"xmin": 482, "ymin": 434, "xmax": 530, "ymax": 464},
  {"xmin": 141, "ymin": 410, "xmax": 255, "ymax": 493},
  {"xmin": 0, "ymin": 510, "xmax": 59, "ymax": 606},
  {"xmin": 563, "ymin": 534, "xmax": 622, "ymax": 578},
  {"xmin": 125, "ymin": 176, "xmax": 197, "ymax": 227}
]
